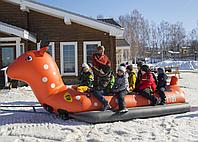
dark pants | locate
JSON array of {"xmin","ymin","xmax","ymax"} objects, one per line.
[
  {"xmin": 158, "ymin": 87, "xmax": 166, "ymax": 103},
  {"xmin": 115, "ymin": 90, "xmax": 127, "ymax": 110},
  {"xmin": 93, "ymin": 90, "xmax": 108, "ymax": 105},
  {"xmin": 139, "ymin": 88, "xmax": 158, "ymax": 105}
]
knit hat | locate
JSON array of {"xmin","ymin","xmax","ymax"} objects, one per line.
[
  {"xmin": 117, "ymin": 66, "xmax": 126, "ymax": 73},
  {"xmin": 157, "ymin": 67, "xmax": 165, "ymax": 74},
  {"xmin": 82, "ymin": 63, "xmax": 89, "ymax": 70},
  {"xmin": 141, "ymin": 65, "xmax": 150, "ymax": 72},
  {"xmin": 126, "ymin": 65, "xmax": 133, "ymax": 71},
  {"xmin": 137, "ymin": 61, "xmax": 143, "ymax": 67},
  {"xmin": 120, "ymin": 63, "xmax": 126, "ymax": 67},
  {"xmin": 97, "ymin": 46, "xmax": 105, "ymax": 51}
]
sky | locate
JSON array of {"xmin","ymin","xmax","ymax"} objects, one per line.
[{"xmin": 37, "ymin": 0, "xmax": 198, "ymax": 32}]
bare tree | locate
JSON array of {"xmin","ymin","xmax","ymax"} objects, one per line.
[
  {"xmin": 169, "ymin": 22, "xmax": 186, "ymax": 52},
  {"xmin": 118, "ymin": 9, "xmax": 198, "ymax": 61},
  {"xmin": 118, "ymin": 10, "xmax": 149, "ymax": 63}
]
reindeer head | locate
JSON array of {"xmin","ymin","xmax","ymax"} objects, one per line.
[{"xmin": 7, "ymin": 47, "xmax": 58, "ymax": 85}]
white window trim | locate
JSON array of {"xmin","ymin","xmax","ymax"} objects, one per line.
[
  {"xmin": 83, "ymin": 41, "xmax": 101, "ymax": 63},
  {"xmin": 0, "ymin": 43, "xmax": 24, "ymax": 55},
  {"xmin": 0, "ymin": 37, "xmax": 23, "ymax": 57},
  {"xmin": 37, "ymin": 42, "xmax": 55, "ymax": 58},
  {"xmin": 60, "ymin": 42, "xmax": 78, "ymax": 76}
]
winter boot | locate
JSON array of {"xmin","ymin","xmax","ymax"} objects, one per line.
[
  {"xmin": 101, "ymin": 101, "xmax": 111, "ymax": 111},
  {"xmin": 119, "ymin": 108, "xmax": 128, "ymax": 113}
]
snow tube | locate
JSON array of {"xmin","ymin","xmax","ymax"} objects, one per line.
[
  {"xmin": 70, "ymin": 103, "xmax": 190, "ymax": 123},
  {"xmin": 6, "ymin": 47, "xmax": 190, "ymax": 123}
]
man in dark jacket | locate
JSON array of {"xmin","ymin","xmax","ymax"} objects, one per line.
[
  {"xmin": 157, "ymin": 67, "xmax": 168, "ymax": 105},
  {"xmin": 112, "ymin": 66, "xmax": 129, "ymax": 113},
  {"xmin": 134, "ymin": 61, "xmax": 143, "ymax": 92},
  {"xmin": 92, "ymin": 68, "xmax": 114, "ymax": 111}
]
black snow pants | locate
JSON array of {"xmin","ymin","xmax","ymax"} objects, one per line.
[
  {"xmin": 92, "ymin": 90, "xmax": 108, "ymax": 105},
  {"xmin": 158, "ymin": 87, "xmax": 166, "ymax": 104},
  {"xmin": 139, "ymin": 88, "xmax": 158, "ymax": 105},
  {"xmin": 114, "ymin": 90, "xmax": 127, "ymax": 110}
]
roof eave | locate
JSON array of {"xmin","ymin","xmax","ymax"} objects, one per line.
[
  {"xmin": 4, "ymin": 0, "xmax": 124, "ymax": 38},
  {"xmin": 0, "ymin": 21, "xmax": 37, "ymax": 43}
]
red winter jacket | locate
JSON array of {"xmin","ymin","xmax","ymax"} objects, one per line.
[
  {"xmin": 138, "ymin": 72, "xmax": 156, "ymax": 91},
  {"xmin": 92, "ymin": 53, "xmax": 111, "ymax": 69}
]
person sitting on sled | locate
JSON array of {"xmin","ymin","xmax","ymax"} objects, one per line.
[
  {"xmin": 126, "ymin": 65, "xmax": 136, "ymax": 92},
  {"xmin": 134, "ymin": 61, "xmax": 143, "ymax": 92},
  {"xmin": 77, "ymin": 63, "xmax": 94, "ymax": 93},
  {"xmin": 138, "ymin": 65, "xmax": 158, "ymax": 106},
  {"xmin": 92, "ymin": 45, "xmax": 111, "ymax": 87},
  {"xmin": 112, "ymin": 66, "xmax": 129, "ymax": 113},
  {"xmin": 92, "ymin": 66, "xmax": 114, "ymax": 111},
  {"xmin": 157, "ymin": 67, "xmax": 168, "ymax": 105}
]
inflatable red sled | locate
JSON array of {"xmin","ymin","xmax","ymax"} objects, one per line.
[{"xmin": 6, "ymin": 47, "xmax": 190, "ymax": 123}]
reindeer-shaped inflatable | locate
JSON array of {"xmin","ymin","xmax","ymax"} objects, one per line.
[
  {"xmin": 6, "ymin": 47, "xmax": 104, "ymax": 113},
  {"xmin": 6, "ymin": 46, "xmax": 188, "ymax": 121}
]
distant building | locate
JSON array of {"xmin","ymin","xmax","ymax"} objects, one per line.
[{"xmin": 116, "ymin": 39, "xmax": 130, "ymax": 67}]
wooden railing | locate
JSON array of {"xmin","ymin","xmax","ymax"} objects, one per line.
[{"xmin": 165, "ymin": 66, "xmax": 180, "ymax": 79}]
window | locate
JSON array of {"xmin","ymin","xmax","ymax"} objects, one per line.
[
  {"xmin": 60, "ymin": 42, "xmax": 78, "ymax": 76},
  {"xmin": 123, "ymin": 49, "xmax": 129, "ymax": 61},
  {"xmin": 83, "ymin": 41, "xmax": 101, "ymax": 64},
  {"xmin": 37, "ymin": 42, "xmax": 55, "ymax": 58},
  {"xmin": 1, "ymin": 47, "xmax": 15, "ymax": 67}
]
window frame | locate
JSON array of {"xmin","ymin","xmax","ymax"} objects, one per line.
[
  {"xmin": 37, "ymin": 42, "xmax": 55, "ymax": 58},
  {"xmin": 83, "ymin": 41, "xmax": 101, "ymax": 63},
  {"xmin": 60, "ymin": 42, "xmax": 78, "ymax": 76}
]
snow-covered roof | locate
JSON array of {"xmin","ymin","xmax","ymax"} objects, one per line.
[
  {"xmin": 0, "ymin": 21, "xmax": 36, "ymax": 43},
  {"xmin": 3, "ymin": 0, "xmax": 124, "ymax": 38},
  {"xmin": 168, "ymin": 51, "xmax": 180, "ymax": 54},
  {"xmin": 116, "ymin": 39, "xmax": 130, "ymax": 48}
]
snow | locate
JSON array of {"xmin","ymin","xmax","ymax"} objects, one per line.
[
  {"xmin": 155, "ymin": 60, "xmax": 198, "ymax": 70},
  {"xmin": 1, "ymin": 73, "xmax": 198, "ymax": 142}
]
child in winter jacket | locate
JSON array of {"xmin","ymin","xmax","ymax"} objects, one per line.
[
  {"xmin": 138, "ymin": 65, "xmax": 158, "ymax": 106},
  {"xmin": 157, "ymin": 67, "xmax": 168, "ymax": 105},
  {"xmin": 126, "ymin": 65, "xmax": 136, "ymax": 92},
  {"xmin": 112, "ymin": 66, "xmax": 129, "ymax": 113},
  {"xmin": 77, "ymin": 63, "xmax": 94, "ymax": 93}
]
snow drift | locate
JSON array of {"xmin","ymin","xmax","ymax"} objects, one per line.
[{"xmin": 155, "ymin": 60, "xmax": 198, "ymax": 70}]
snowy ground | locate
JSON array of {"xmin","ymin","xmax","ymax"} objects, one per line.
[
  {"xmin": 0, "ymin": 72, "xmax": 198, "ymax": 142},
  {"xmin": 155, "ymin": 60, "xmax": 198, "ymax": 70}
]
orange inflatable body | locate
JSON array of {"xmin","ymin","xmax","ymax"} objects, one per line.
[{"xmin": 7, "ymin": 47, "xmax": 186, "ymax": 113}]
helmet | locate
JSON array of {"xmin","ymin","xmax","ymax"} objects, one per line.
[
  {"xmin": 117, "ymin": 66, "xmax": 126, "ymax": 73},
  {"xmin": 82, "ymin": 63, "xmax": 89, "ymax": 70}
]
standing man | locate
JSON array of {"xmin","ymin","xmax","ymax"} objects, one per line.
[
  {"xmin": 92, "ymin": 46, "xmax": 111, "ymax": 73},
  {"xmin": 92, "ymin": 45, "xmax": 112, "ymax": 87}
]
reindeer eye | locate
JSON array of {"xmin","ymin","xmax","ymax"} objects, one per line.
[{"xmin": 26, "ymin": 56, "xmax": 33, "ymax": 61}]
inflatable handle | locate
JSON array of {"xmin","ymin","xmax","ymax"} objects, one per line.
[{"xmin": 170, "ymin": 76, "xmax": 178, "ymax": 85}]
